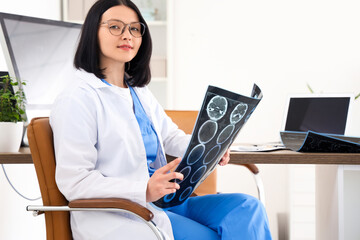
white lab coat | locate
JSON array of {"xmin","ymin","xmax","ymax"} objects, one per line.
[{"xmin": 50, "ymin": 70, "xmax": 191, "ymax": 240}]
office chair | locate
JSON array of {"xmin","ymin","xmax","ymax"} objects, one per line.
[
  {"xmin": 26, "ymin": 111, "xmax": 265, "ymax": 240},
  {"xmin": 26, "ymin": 117, "xmax": 163, "ymax": 240}
]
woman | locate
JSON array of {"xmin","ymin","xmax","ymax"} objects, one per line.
[{"xmin": 50, "ymin": 0, "xmax": 272, "ymax": 239}]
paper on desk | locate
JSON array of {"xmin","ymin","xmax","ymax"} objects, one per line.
[{"xmin": 230, "ymin": 143, "xmax": 287, "ymax": 152}]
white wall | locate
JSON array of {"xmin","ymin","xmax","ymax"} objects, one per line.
[
  {"xmin": 170, "ymin": 0, "xmax": 360, "ymax": 239},
  {"xmin": 0, "ymin": 1, "xmax": 61, "ymax": 239},
  {"xmin": 171, "ymin": 0, "xmax": 360, "ymax": 141}
]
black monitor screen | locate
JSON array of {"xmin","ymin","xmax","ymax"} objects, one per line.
[
  {"xmin": 0, "ymin": 12, "xmax": 81, "ymax": 120},
  {"xmin": 284, "ymin": 97, "xmax": 350, "ymax": 135}
]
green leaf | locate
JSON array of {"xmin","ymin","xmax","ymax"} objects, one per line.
[
  {"xmin": 355, "ymin": 93, "xmax": 360, "ymax": 100},
  {"xmin": 306, "ymin": 83, "xmax": 314, "ymax": 94},
  {"xmin": 0, "ymin": 75, "xmax": 26, "ymax": 122}
]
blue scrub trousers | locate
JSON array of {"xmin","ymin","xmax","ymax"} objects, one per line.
[{"xmin": 165, "ymin": 193, "xmax": 272, "ymax": 240}]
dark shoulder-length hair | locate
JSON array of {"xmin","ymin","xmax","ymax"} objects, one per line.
[{"xmin": 74, "ymin": 0, "xmax": 152, "ymax": 87}]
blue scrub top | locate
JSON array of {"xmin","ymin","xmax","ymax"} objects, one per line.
[
  {"xmin": 100, "ymin": 78, "xmax": 159, "ymax": 176},
  {"xmin": 128, "ymin": 85, "xmax": 159, "ymax": 176}
]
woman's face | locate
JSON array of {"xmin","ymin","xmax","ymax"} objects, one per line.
[{"xmin": 98, "ymin": 5, "xmax": 142, "ymax": 68}]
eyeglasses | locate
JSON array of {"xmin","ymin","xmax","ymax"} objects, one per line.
[{"xmin": 100, "ymin": 20, "xmax": 146, "ymax": 38}]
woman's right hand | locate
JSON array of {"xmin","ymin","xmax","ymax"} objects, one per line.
[{"xmin": 146, "ymin": 158, "xmax": 184, "ymax": 202}]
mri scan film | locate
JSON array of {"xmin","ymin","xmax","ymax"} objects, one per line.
[{"xmin": 153, "ymin": 84, "xmax": 263, "ymax": 208}]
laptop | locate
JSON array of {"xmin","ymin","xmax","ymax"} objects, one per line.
[{"xmin": 280, "ymin": 93, "xmax": 357, "ymax": 151}]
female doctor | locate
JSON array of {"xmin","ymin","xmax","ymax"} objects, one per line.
[{"xmin": 50, "ymin": 0, "xmax": 272, "ymax": 239}]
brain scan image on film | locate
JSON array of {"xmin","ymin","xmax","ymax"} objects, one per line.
[
  {"xmin": 198, "ymin": 120, "xmax": 218, "ymax": 144},
  {"xmin": 203, "ymin": 145, "xmax": 221, "ymax": 164},
  {"xmin": 217, "ymin": 124, "xmax": 235, "ymax": 144},
  {"xmin": 179, "ymin": 186, "xmax": 193, "ymax": 202},
  {"xmin": 230, "ymin": 103, "xmax": 248, "ymax": 124},
  {"xmin": 153, "ymin": 84, "xmax": 263, "ymax": 209},
  {"xmin": 190, "ymin": 165, "xmax": 207, "ymax": 184},
  {"xmin": 186, "ymin": 144, "xmax": 205, "ymax": 165},
  {"xmin": 177, "ymin": 166, "xmax": 191, "ymax": 184},
  {"xmin": 207, "ymin": 96, "xmax": 228, "ymax": 121}
]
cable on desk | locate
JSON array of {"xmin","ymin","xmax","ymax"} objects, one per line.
[{"xmin": 1, "ymin": 164, "xmax": 41, "ymax": 201}]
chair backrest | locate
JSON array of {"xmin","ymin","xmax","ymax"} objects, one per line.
[
  {"xmin": 164, "ymin": 110, "xmax": 217, "ymax": 195},
  {"xmin": 27, "ymin": 117, "xmax": 72, "ymax": 240}
]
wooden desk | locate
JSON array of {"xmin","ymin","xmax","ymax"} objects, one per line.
[
  {"xmin": 1, "ymin": 147, "xmax": 360, "ymax": 165},
  {"xmin": 0, "ymin": 147, "xmax": 32, "ymax": 164}
]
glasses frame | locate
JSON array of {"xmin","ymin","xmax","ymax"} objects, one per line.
[{"xmin": 100, "ymin": 19, "xmax": 146, "ymax": 38}]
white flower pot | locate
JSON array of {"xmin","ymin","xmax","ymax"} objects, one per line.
[{"xmin": 0, "ymin": 122, "xmax": 24, "ymax": 152}]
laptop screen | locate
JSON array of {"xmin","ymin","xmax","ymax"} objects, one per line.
[{"xmin": 284, "ymin": 95, "xmax": 352, "ymax": 135}]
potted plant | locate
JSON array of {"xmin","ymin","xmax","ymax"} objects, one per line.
[{"xmin": 0, "ymin": 74, "xmax": 26, "ymax": 152}]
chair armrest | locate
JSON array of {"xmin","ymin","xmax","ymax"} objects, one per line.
[
  {"xmin": 27, "ymin": 198, "xmax": 162, "ymax": 239},
  {"xmin": 27, "ymin": 198, "xmax": 154, "ymax": 221},
  {"xmin": 69, "ymin": 198, "xmax": 154, "ymax": 221}
]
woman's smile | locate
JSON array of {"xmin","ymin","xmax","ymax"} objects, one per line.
[{"xmin": 117, "ymin": 44, "xmax": 133, "ymax": 51}]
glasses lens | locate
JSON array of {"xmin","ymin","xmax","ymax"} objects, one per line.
[
  {"xmin": 129, "ymin": 22, "xmax": 145, "ymax": 37},
  {"xmin": 108, "ymin": 21, "xmax": 125, "ymax": 36}
]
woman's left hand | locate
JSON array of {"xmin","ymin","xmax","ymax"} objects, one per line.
[{"xmin": 218, "ymin": 149, "xmax": 230, "ymax": 166}]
